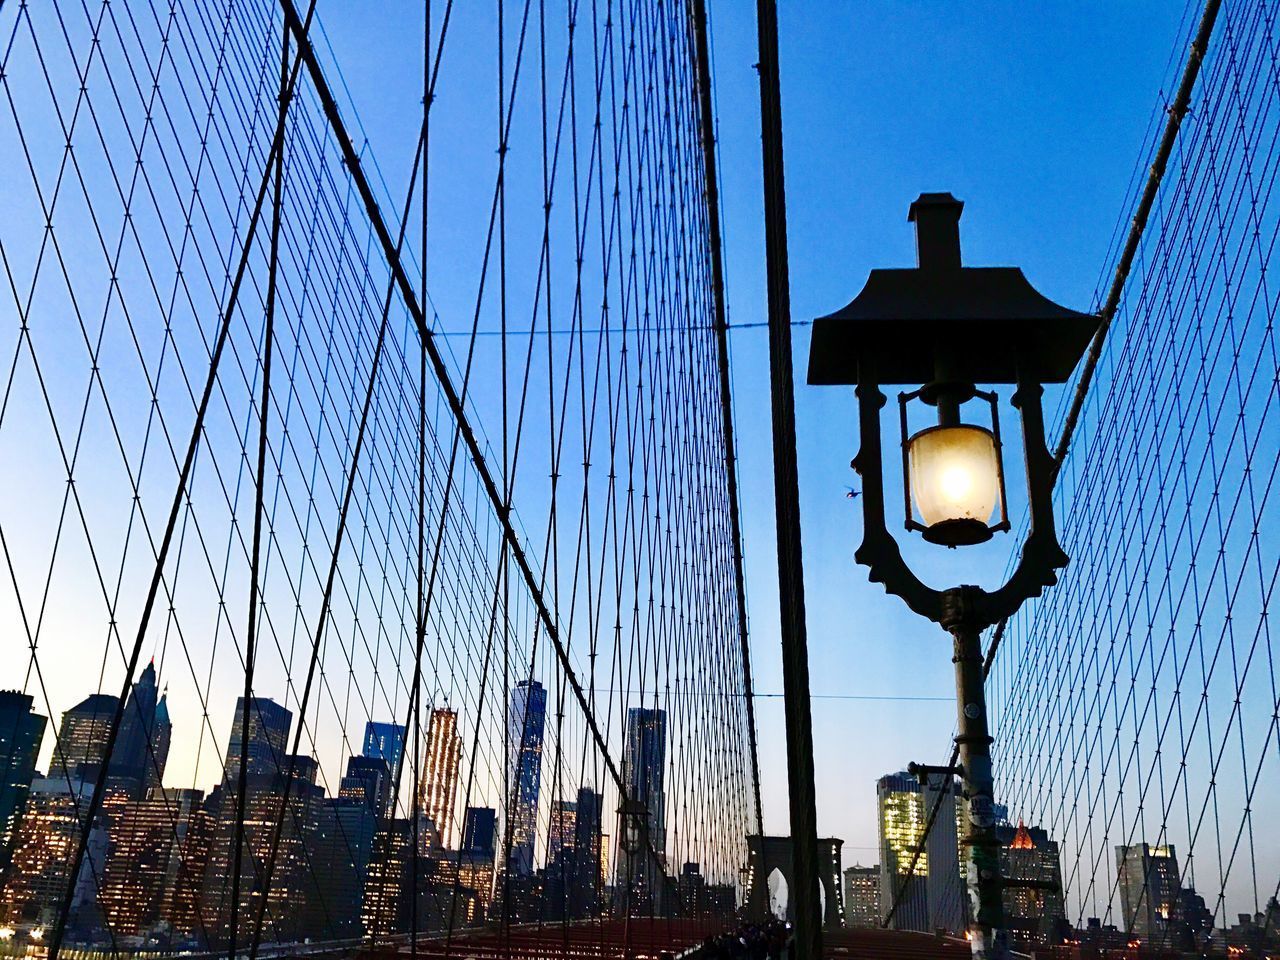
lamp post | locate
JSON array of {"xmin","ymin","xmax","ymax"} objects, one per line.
[
  {"xmin": 617, "ymin": 799, "xmax": 648, "ymax": 917},
  {"xmin": 807, "ymin": 193, "xmax": 1099, "ymax": 959}
]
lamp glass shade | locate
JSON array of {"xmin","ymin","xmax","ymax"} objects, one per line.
[{"xmin": 907, "ymin": 425, "xmax": 1001, "ymax": 528}]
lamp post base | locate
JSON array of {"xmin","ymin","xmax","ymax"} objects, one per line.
[{"xmin": 943, "ymin": 587, "xmax": 1008, "ymax": 960}]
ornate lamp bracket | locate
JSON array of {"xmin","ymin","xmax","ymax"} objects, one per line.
[{"xmin": 852, "ymin": 359, "xmax": 1068, "ymax": 632}]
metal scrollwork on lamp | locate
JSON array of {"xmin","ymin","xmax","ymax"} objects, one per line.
[{"xmin": 808, "ymin": 193, "xmax": 1100, "ymax": 959}]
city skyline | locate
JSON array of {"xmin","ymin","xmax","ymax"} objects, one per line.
[{"xmin": 1, "ymin": 0, "xmax": 1277, "ymax": 955}]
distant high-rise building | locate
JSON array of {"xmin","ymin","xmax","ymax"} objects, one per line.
[
  {"xmin": 0, "ymin": 777, "xmax": 106, "ymax": 930},
  {"xmin": 844, "ymin": 864, "xmax": 880, "ymax": 927},
  {"xmin": 549, "ymin": 798, "xmax": 578, "ymax": 866},
  {"xmin": 201, "ymin": 702, "xmax": 317, "ymax": 948},
  {"xmin": 462, "ymin": 806, "xmax": 497, "ymax": 857},
  {"xmin": 417, "ymin": 708, "xmax": 461, "ymax": 845},
  {"xmin": 998, "ymin": 821, "xmax": 1066, "ymax": 947},
  {"xmin": 569, "ymin": 788, "xmax": 604, "ymax": 919},
  {"xmin": 223, "ymin": 696, "xmax": 291, "ymax": 783},
  {"xmin": 305, "ymin": 796, "xmax": 378, "ymax": 940},
  {"xmin": 459, "ymin": 806, "xmax": 498, "ymax": 916},
  {"xmin": 0, "ymin": 691, "xmax": 46, "ymax": 868},
  {"xmin": 623, "ymin": 707, "xmax": 666, "ymax": 857},
  {"xmin": 507, "ymin": 680, "xmax": 546, "ymax": 875},
  {"xmin": 110, "ymin": 660, "xmax": 171, "ymax": 797},
  {"xmin": 362, "ymin": 721, "xmax": 406, "ymax": 773},
  {"xmin": 98, "ymin": 787, "xmax": 204, "ymax": 938},
  {"xmin": 340, "ymin": 755, "xmax": 391, "ymax": 816},
  {"xmin": 360, "ymin": 819, "xmax": 445, "ymax": 942},
  {"xmin": 876, "ymin": 770, "xmax": 962, "ymax": 935},
  {"xmin": 160, "ymin": 795, "xmax": 213, "ymax": 944},
  {"xmin": 362, "ymin": 821, "xmax": 403, "ymax": 937},
  {"xmin": 1116, "ymin": 843, "xmax": 1183, "ymax": 944},
  {"xmin": 54, "ymin": 692, "xmax": 118, "ymax": 783}
]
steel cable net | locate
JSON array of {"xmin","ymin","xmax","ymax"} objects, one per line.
[
  {"xmin": 0, "ymin": 0, "xmax": 755, "ymax": 954},
  {"xmin": 989, "ymin": 0, "xmax": 1280, "ymax": 948}
]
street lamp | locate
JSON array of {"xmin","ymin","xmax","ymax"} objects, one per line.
[
  {"xmin": 808, "ymin": 193, "xmax": 1099, "ymax": 959},
  {"xmin": 617, "ymin": 798, "xmax": 648, "ymax": 916}
]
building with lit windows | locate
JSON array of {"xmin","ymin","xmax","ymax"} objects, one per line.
[
  {"xmin": 362, "ymin": 721, "xmax": 406, "ymax": 773},
  {"xmin": 417, "ymin": 707, "xmax": 462, "ymax": 845},
  {"xmin": 98, "ymin": 788, "xmax": 204, "ymax": 940},
  {"xmin": 222, "ymin": 696, "xmax": 292, "ymax": 784},
  {"xmin": 0, "ymin": 778, "xmax": 106, "ymax": 930},
  {"xmin": 623, "ymin": 708, "xmax": 667, "ymax": 857},
  {"xmin": 198, "ymin": 745, "xmax": 323, "ymax": 946},
  {"xmin": 340, "ymin": 755, "xmax": 391, "ymax": 816},
  {"xmin": 458, "ymin": 806, "xmax": 497, "ymax": 915},
  {"xmin": 876, "ymin": 771, "xmax": 962, "ymax": 934},
  {"xmin": 1116, "ymin": 843, "xmax": 1184, "ymax": 944},
  {"xmin": 304, "ymin": 795, "xmax": 377, "ymax": 939},
  {"xmin": 844, "ymin": 863, "xmax": 880, "ymax": 927},
  {"xmin": 0, "ymin": 692, "xmax": 46, "ymax": 870},
  {"xmin": 507, "ymin": 680, "xmax": 546, "ymax": 876},
  {"xmin": 53, "ymin": 693, "xmax": 117, "ymax": 784},
  {"xmin": 996, "ymin": 820, "xmax": 1066, "ymax": 947}
]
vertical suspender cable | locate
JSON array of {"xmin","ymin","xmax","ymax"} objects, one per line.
[
  {"xmin": 881, "ymin": 0, "xmax": 1222, "ymax": 928},
  {"xmin": 45, "ymin": 6, "xmax": 319, "ymax": 956},
  {"xmin": 229, "ymin": 20, "xmax": 290, "ymax": 960},
  {"xmin": 754, "ymin": 0, "xmax": 822, "ymax": 955},
  {"xmin": 687, "ymin": 0, "xmax": 764, "ymax": 841},
  {"xmin": 1051, "ymin": 0, "xmax": 1221, "ymax": 473}
]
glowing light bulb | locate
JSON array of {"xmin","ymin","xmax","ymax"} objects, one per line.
[{"xmin": 908, "ymin": 425, "xmax": 1001, "ymax": 529}]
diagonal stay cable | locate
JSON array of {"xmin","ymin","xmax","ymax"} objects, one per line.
[
  {"xmin": 883, "ymin": 0, "xmax": 1222, "ymax": 929},
  {"xmin": 228, "ymin": 14, "xmax": 290, "ymax": 960},
  {"xmin": 275, "ymin": 0, "xmax": 636, "ymax": 813},
  {"xmin": 687, "ymin": 0, "xmax": 763, "ymax": 840},
  {"xmin": 46, "ymin": 5, "xmax": 320, "ymax": 957}
]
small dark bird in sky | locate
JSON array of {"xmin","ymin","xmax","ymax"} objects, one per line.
[{"xmin": 845, "ymin": 486, "xmax": 860, "ymax": 500}]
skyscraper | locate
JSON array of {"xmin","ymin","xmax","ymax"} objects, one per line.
[
  {"xmin": 462, "ymin": 806, "xmax": 497, "ymax": 857},
  {"xmin": 417, "ymin": 707, "xmax": 461, "ymax": 845},
  {"xmin": 569, "ymin": 787, "xmax": 604, "ymax": 919},
  {"xmin": 223, "ymin": 696, "xmax": 291, "ymax": 783},
  {"xmin": 0, "ymin": 777, "xmax": 106, "ymax": 930},
  {"xmin": 340, "ymin": 755, "xmax": 391, "ymax": 816},
  {"xmin": 844, "ymin": 864, "xmax": 881, "ymax": 927},
  {"xmin": 0, "ymin": 691, "xmax": 46, "ymax": 869},
  {"xmin": 997, "ymin": 821, "xmax": 1066, "ymax": 947},
  {"xmin": 110, "ymin": 660, "xmax": 171, "ymax": 797},
  {"xmin": 507, "ymin": 679, "xmax": 546, "ymax": 875},
  {"xmin": 459, "ymin": 806, "xmax": 498, "ymax": 915},
  {"xmin": 97, "ymin": 787, "xmax": 204, "ymax": 938},
  {"xmin": 305, "ymin": 795, "xmax": 378, "ymax": 939},
  {"xmin": 199, "ymin": 750, "xmax": 322, "ymax": 947},
  {"xmin": 54, "ymin": 692, "xmax": 117, "ymax": 783},
  {"xmin": 548, "ymin": 798, "xmax": 578, "ymax": 866},
  {"xmin": 876, "ymin": 770, "xmax": 962, "ymax": 934},
  {"xmin": 623, "ymin": 707, "xmax": 666, "ymax": 856},
  {"xmin": 362, "ymin": 721, "xmax": 406, "ymax": 773},
  {"xmin": 1116, "ymin": 843, "xmax": 1183, "ymax": 944}
]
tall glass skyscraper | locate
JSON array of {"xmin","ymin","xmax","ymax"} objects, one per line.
[
  {"xmin": 362, "ymin": 720, "xmax": 406, "ymax": 772},
  {"xmin": 876, "ymin": 770, "xmax": 963, "ymax": 934},
  {"xmin": 507, "ymin": 679, "xmax": 546, "ymax": 875},
  {"xmin": 54, "ymin": 692, "xmax": 117, "ymax": 783},
  {"xmin": 223, "ymin": 696, "xmax": 292, "ymax": 782},
  {"xmin": 0, "ymin": 691, "xmax": 46, "ymax": 869},
  {"xmin": 623, "ymin": 707, "xmax": 667, "ymax": 855}
]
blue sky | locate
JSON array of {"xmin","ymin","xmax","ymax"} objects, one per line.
[
  {"xmin": 310, "ymin": 0, "xmax": 1196, "ymax": 862},
  {"xmin": 0, "ymin": 0, "xmax": 1207, "ymax": 890}
]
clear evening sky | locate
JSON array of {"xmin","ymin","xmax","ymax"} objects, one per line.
[
  {"xmin": 308, "ymin": 0, "xmax": 1192, "ymax": 865},
  {"xmin": 0, "ymin": 0, "xmax": 1198, "ymax": 882}
]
